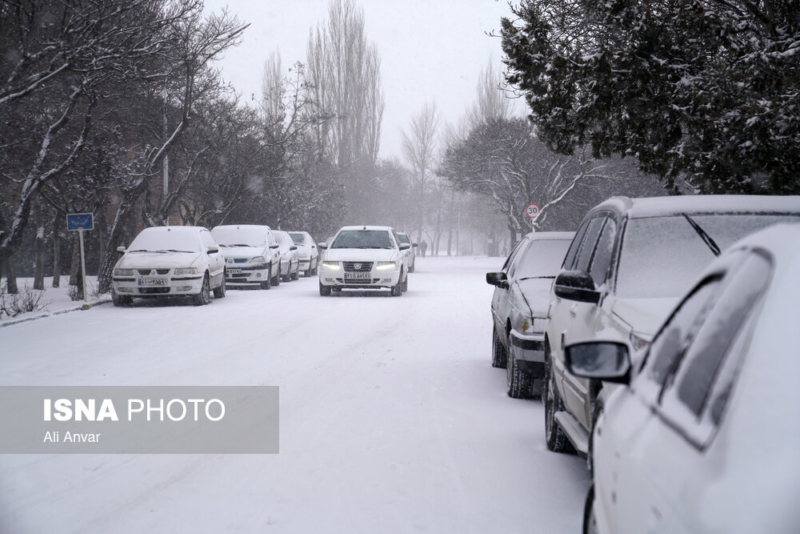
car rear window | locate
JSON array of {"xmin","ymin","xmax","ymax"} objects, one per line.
[
  {"xmin": 615, "ymin": 214, "xmax": 799, "ymax": 298},
  {"xmin": 331, "ymin": 230, "xmax": 394, "ymax": 249},
  {"xmin": 515, "ymin": 239, "xmax": 572, "ymax": 279}
]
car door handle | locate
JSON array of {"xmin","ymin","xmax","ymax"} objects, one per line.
[{"xmin": 570, "ymin": 303, "xmax": 578, "ymax": 317}]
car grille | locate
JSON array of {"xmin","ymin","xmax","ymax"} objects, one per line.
[
  {"xmin": 137, "ymin": 269, "xmax": 170, "ymax": 275},
  {"xmin": 138, "ymin": 287, "xmax": 170, "ymax": 294},
  {"xmin": 343, "ymin": 262, "xmax": 373, "ymax": 272}
]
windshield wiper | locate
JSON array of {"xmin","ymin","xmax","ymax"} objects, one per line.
[
  {"xmin": 157, "ymin": 249, "xmax": 195, "ymax": 253},
  {"xmin": 129, "ymin": 249, "xmax": 163, "ymax": 253},
  {"xmin": 518, "ymin": 276, "xmax": 555, "ymax": 281},
  {"xmin": 682, "ymin": 213, "xmax": 721, "ymax": 257}
]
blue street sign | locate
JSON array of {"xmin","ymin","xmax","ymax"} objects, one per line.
[{"xmin": 67, "ymin": 213, "xmax": 94, "ymax": 231}]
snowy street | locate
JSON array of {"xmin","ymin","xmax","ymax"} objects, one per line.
[{"xmin": 0, "ymin": 256, "xmax": 589, "ymax": 533}]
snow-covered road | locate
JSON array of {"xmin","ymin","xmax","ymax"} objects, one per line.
[{"xmin": 0, "ymin": 257, "xmax": 589, "ymax": 533}]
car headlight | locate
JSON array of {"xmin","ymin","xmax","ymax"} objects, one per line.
[
  {"xmin": 521, "ymin": 317, "xmax": 548, "ymax": 334},
  {"xmin": 322, "ymin": 261, "xmax": 341, "ymax": 270},
  {"xmin": 250, "ymin": 256, "xmax": 266, "ymax": 263},
  {"xmin": 376, "ymin": 261, "xmax": 399, "ymax": 270},
  {"xmin": 174, "ymin": 267, "xmax": 198, "ymax": 275},
  {"xmin": 114, "ymin": 268, "xmax": 134, "ymax": 276}
]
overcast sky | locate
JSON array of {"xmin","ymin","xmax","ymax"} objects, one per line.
[{"xmin": 202, "ymin": 0, "xmax": 516, "ymax": 160}]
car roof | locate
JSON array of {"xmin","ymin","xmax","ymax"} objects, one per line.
[
  {"xmin": 524, "ymin": 231, "xmax": 575, "ymax": 241},
  {"xmin": 338, "ymin": 225, "xmax": 393, "ymax": 231},
  {"xmin": 590, "ymin": 195, "xmax": 800, "ymax": 219},
  {"xmin": 140, "ymin": 225, "xmax": 205, "ymax": 234},
  {"xmin": 212, "ymin": 224, "xmax": 271, "ymax": 232}
]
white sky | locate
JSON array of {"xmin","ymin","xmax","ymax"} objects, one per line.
[{"xmin": 202, "ymin": 0, "xmax": 516, "ymax": 160}]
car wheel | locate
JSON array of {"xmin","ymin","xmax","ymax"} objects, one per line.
[
  {"xmin": 112, "ymin": 291, "xmax": 132, "ymax": 307},
  {"xmin": 291, "ymin": 264, "xmax": 299, "ymax": 280},
  {"xmin": 311, "ymin": 260, "xmax": 318, "ymax": 276},
  {"xmin": 213, "ymin": 273, "xmax": 226, "ymax": 298},
  {"xmin": 272, "ymin": 265, "xmax": 280, "ymax": 286},
  {"xmin": 193, "ymin": 274, "xmax": 211, "ymax": 306},
  {"xmin": 583, "ymin": 485, "xmax": 598, "ymax": 534},
  {"xmin": 491, "ymin": 326, "xmax": 508, "ymax": 368},
  {"xmin": 544, "ymin": 343, "xmax": 573, "ymax": 453},
  {"xmin": 319, "ymin": 282, "xmax": 331, "ymax": 296},
  {"xmin": 507, "ymin": 344, "xmax": 533, "ymax": 399},
  {"xmin": 409, "ymin": 261, "xmax": 415, "ymax": 273},
  {"xmin": 261, "ymin": 264, "xmax": 272, "ymax": 289},
  {"xmin": 390, "ymin": 281, "xmax": 403, "ymax": 296}
]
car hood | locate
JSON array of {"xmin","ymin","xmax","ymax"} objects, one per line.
[
  {"xmin": 515, "ymin": 277, "xmax": 555, "ymax": 317},
  {"xmin": 117, "ymin": 252, "xmax": 201, "ymax": 269},
  {"xmin": 218, "ymin": 246, "xmax": 264, "ymax": 259},
  {"xmin": 323, "ymin": 248, "xmax": 398, "ymax": 262},
  {"xmin": 612, "ymin": 297, "xmax": 680, "ymax": 337}
]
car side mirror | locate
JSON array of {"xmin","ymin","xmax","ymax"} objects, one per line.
[
  {"xmin": 554, "ymin": 270, "xmax": 600, "ymax": 304},
  {"xmin": 207, "ymin": 246, "xmax": 219, "ymax": 254},
  {"xmin": 312, "ymin": 245, "xmax": 316, "ymax": 248},
  {"xmin": 486, "ymin": 272, "xmax": 509, "ymax": 289},
  {"xmin": 269, "ymin": 244, "xmax": 279, "ymax": 249},
  {"xmin": 117, "ymin": 246, "xmax": 126, "ymax": 253},
  {"xmin": 564, "ymin": 341, "xmax": 631, "ymax": 384},
  {"xmin": 290, "ymin": 246, "xmax": 297, "ymax": 251},
  {"xmin": 318, "ymin": 243, "xmax": 328, "ymax": 250},
  {"xmin": 413, "ymin": 243, "xmax": 418, "ymax": 247},
  {"xmin": 399, "ymin": 243, "xmax": 411, "ymax": 250}
]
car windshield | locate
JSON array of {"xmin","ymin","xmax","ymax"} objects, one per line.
[
  {"xmin": 397, "ymin": 234, "xmax": 411, "ymax": 245},
  {"xmin": 288, "ymin": 232, "xmax": 307, "ymax": 245},
  {"xmin": 211, "ymin": 227, "xmax": 266, "ymax": 248},
  {"xmin": 516, "ymin": 239, "xmax": 572, "ymax": 279},
  {"xmin": 616, "ymin": 214, "xmax": 800, "ymax": 298},
  {"xmin": 331, "ymin": 230, "xmax": 394, "ymax": 249},
  {"xmin": 128, "ymin": 229, "xmax": 200, "ymax": 253}
]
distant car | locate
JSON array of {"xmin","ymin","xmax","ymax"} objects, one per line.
[
  {"xmin": 211, "ymin": 225, "xmax": 281, "ymax": 289},
  {"xmin": 396, "ymin": 232, "xmax": 418, "ymax": 272},
  {"xmin": 544, "ymin": 195, "xmax": 800, "ymax": 462},
  {"xmin": 273, "ymin": 230, "xmax": 300, "ymax": 282},
  {"xmin": 568, "ymin": 224, "xmax": 800, "ymax": 534},
  {"xmin": 287, "ymin": 231, "xmax": 320, "ymax": 276},
  {"xmin": 111, "ymin": 226, "xmax": 226, "ymax": 306},
  {"xmin": 486, "ymin": 231, "xmax": 574, "ymax": 398},
  {"xmin": 318, "ymin": 226, "xmax": 410, "ymax": 296}
]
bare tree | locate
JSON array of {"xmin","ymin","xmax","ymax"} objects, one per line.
[{"xmin": 402, "ymin": 102, "xmax": 439, "ymax": 244}]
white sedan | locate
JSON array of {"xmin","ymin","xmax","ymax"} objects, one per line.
[
  {"xmin": 211, "ymin": 225, "xmax": 281, "ymax": 289},
  {"xmin": 288, "ymin": 231, "xmax": 320, "ymax": 276},
  {"xmin": 273, "ymin": 230, "xmax": 300, "ymax": 282},
  {"xmin": 318, "ymin": 226, "xmax": 410, "ymax": 296},
  {"xmin": 567, "ymin": 224, "xmax": 800, "ymax": 534},
  {"xmin": 111, "ymin": 226, "xmax": 226, "ymax": 306}
]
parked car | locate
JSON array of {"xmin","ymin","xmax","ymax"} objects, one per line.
[
  {"xmin": 318, "ymin": 226, "xmax": 410, "ymax": 296},
  {"xmin": 486, "ymin": 231, "xmax": 574, "ymax": 398},
  {"xmin": 211, "ymin": 225, "xmax": 281, "ymax": 289},
  {"xmin": 111, "ymin": 226, "xmax": 226, "ymax": 306},
  {"xmin": 287, "ymin": 231, "xmax": 320, "ymax": 277},
  {"xmin": 273, "ymin": 230, "xmax": 300, "ymax": 282},
  {"xmin": 567, "ymin": 224, "xmax": 800, "ymax": 534},
  {"xmin": 396, "ymin": 231, "xmax": 418, "ymax": 272},
  {"xmin": 544, "ymin": 195, "xmax": 800, "ymax": 460}
]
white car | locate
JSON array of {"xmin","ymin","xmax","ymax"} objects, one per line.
[
  {"xmin": 318, "ymin": 226, "xmax": 411, "ymax": 296},
  {"xmin": 111, "ymin": 226, "xmax": 226, "ymax": 306},
  {"xmin": 544, "ymin": 194, "xmax": 800, "ymax": 459},
  {"xmin": 287, "ymin": 231, "xmax": 320, "ymax": 276},
  {"xmin": 568, "ymin": 224, "xmax": 800, "ymax": 534},
  {"xmin": 211, "ymin": 225, "xmax": 281, "ymax": 289},
  {"xmin": 396, "ymin": 231, "xmax": 417, "ymax": 272},
  {"xmin": 273, "ymin": 230, "xmax": 300, "ymax": 282}
]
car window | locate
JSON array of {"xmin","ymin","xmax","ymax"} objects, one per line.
[
  {"xmin": 563, "ymin": 219, "xmax": 590, "ymax": 270},
  {"xmin": 508, "ymin": 239, "xmax": 532, "ymax": 279},
  {"xmin": 128, "ymin": 229, "xmax": 202, "ymax": 253},
  {"xmin": 658, "ymin": 251, "xmax": 772, "ymax": 443},
  {"xmin": 331, "ymin": 230, "xmax": 394, "ymax": 249},
  {"xmin": 515, "ymin": 239, "xmax": 572, "ymax": 279},
  {"xmin": 589, "ymin": 218, "xmax": 617, "ymax": 286},
  {"xmin": 501, "ymin": 239, "xmax": 527, "ymax": 272},
  {"xmin": 575, "ymin": 216, "xmax": 605, "ymax": 272},
  {"xmin": 398, "ymin": 234, "xmax": 411, "ymax": 245},
  {"xmin": 288, "ymin": 232, "xmax": 307, "ymax": 245},
  {"xmin": 201, "ymin": 231, "xmax": 216, "ymax": 250}
]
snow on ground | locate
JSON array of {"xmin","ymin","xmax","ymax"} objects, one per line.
[
  {"xmin": 0, "ymin": 276, "xmax": 108, "ymax": 326},
  {"xmin": 0, "ymin": 257, "xmax": 590, "ymax": 533}
]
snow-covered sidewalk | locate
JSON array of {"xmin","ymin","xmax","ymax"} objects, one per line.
[{"xmin": 0, "ymin": 276, "xmax": 110, "ymax": 327}]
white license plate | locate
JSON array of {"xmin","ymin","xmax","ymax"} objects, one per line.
[
  {"xmin": 344, "ymin": 272, "xmax": 371, "ymax": 280},
  {"xmin": 138, "ymin": 278, "xmax": 167, "ymax": 286},
  {"xmin": 228, "ymin": 269, "xmax": 242, "ymax": 274}
]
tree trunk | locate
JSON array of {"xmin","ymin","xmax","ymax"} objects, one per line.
[
  {"xmin": 33, "ymin": 204, "xmax": 46, "ymax": 290},
  {"xmin": 52, "ymin": 212, "xmax": 62, "ymax": 288},
  {"xmin": 4, "ymin": 256, "xmax": 18, "ymax": 294}
]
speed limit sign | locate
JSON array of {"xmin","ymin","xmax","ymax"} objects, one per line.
[{"xmin": 525, "ymin": 203, "xmax": 540, "ymax": 219}]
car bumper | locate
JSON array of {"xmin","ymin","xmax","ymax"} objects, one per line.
[
  {"xmin": 226, "ymin": 264, "xmax": 270, "ymax": 285},
  {"xmin": 510, "ymin": 329, "xmax": 545, "ymax": 377},
  {"xmin": 112, "ymin": 275, "xmax": 204, "ymax": 297},
  {"xmin": 319, "ymin": 268, "xmax": 401, "ymax": 288},
  {"xmin": 299, "ymin": 259, "xmax": 312, "ymax": 270}
]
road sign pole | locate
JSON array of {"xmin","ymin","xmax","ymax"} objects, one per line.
[{"xmin": 79, "ymin": 229, "xmax": 88, "ymax": 304}]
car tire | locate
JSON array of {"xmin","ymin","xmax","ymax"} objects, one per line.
[
  {"xmin": 261, "ymin": 264, "xmax": 272, "ymax": 289},
  {"xmin": 401, "ymin": 270, "xmax": 408, "ymax": 293},
  {"xmin": 291, "ymin": 265, "xmax": 299, "ymax": 280},
  {"xmin": 193, "ymin": 274, "xmax": 211, "ymax": 306},
  {"xmin": 491, "ymin": 326, "xmax": 508, "ymax": 368},
  {"xmin": 544, "ymin": 343, "xmax": 573, "ymax": 453},
  {"xmin": 390, "ymin": 281, "xmax": 403, "ymax": 296},
  {"xmin": 112, "ymin": 291, "xmax": 132, "ymax": 307},
  {"xmin": 272, "ymin": 265, "xmax": 280, "ymax": 286},
  {"xmin": 409, "ymin": 261, "xmax": 415, "ymax": 273},
  {"xmin": 319, "ymin": 282, "xmax": 331, "ymax": 296},
  {"xmin": 507, "ymin": 344, "xmax": 533, "ymax": 399},
  {"xmin": 213, "ymin": 273, "xmax": 226, "ymax": 298},
  {"xmin": 583, "ymin": 485, "xmax": 598, "ymax": 534}
]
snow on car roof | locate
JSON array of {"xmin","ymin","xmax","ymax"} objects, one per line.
[
  {"xmin": 213, "ymin": 224, "xmax": 272, "ymax": 231},
  {"xmin": 338, "ymin": 225, "xmax": 393, "ymax": 231},
  {"xmin": 138, "ymin": 225, "xmax": 206, "ymax": 234},
  {"xmin": 596, "ymin": 195, "xmax": 800, "ymax": 219},
  {"xmin": 525, "ymin": 231, "xmax": 575, "ymax": 241}
]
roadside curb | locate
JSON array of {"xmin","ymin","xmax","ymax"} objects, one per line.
[{"xmin": 0, "ymin": 297, "xmax": 112, "ymax": 328}]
